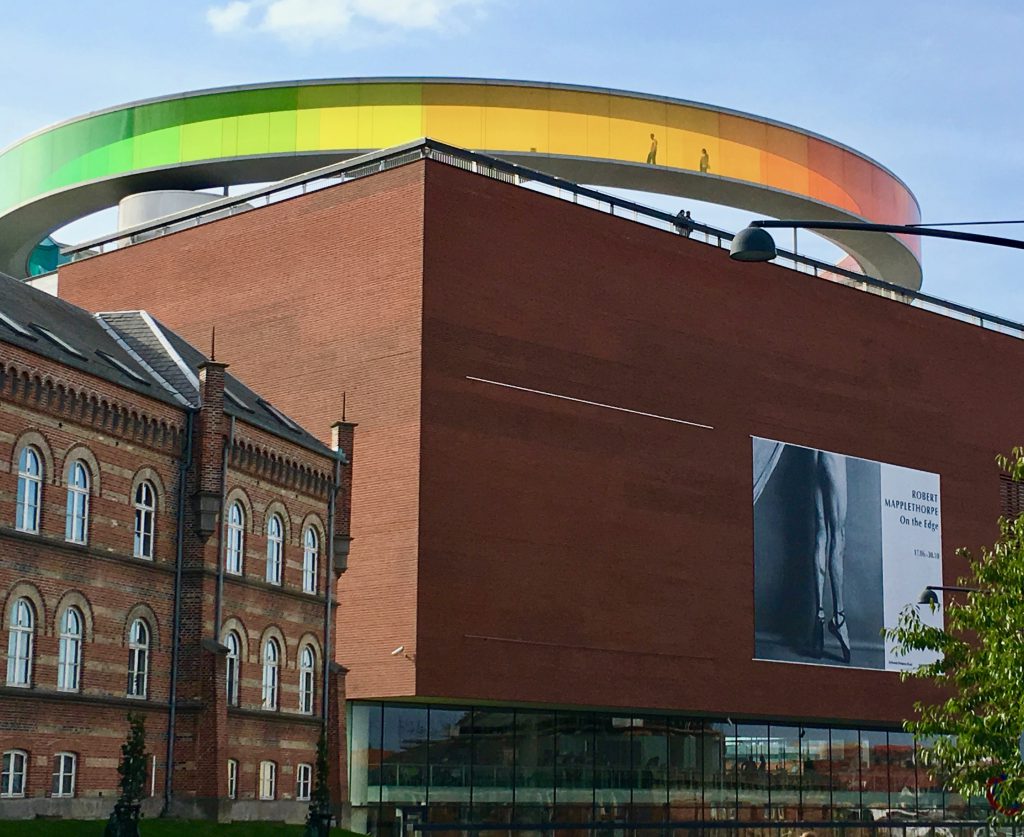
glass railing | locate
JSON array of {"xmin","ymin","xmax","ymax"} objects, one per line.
[{"xmin": 61, "ymin": 138, "xmax": 1024, "ymax": 340}]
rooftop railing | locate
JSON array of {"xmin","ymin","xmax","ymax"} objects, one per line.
[{"xmin": 62, "ymin": 138, "xmax": 1024, "ymax": 340}]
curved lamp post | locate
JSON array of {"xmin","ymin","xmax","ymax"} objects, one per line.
[
  {"xmin": 917, "ymin": 584, "xmax": 981, "ymax": 606},
  {"xmin": 729, "ymin": 219, "xmax": 1024, "ymax": 263}
]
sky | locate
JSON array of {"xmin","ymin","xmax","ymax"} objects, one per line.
[{"xmin": 1, "ymin": 1, "xmax": 1022, "ymax": 320}]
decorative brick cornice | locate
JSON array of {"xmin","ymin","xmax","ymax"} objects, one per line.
[
  {"xmin": 0, "ymin": 359, "xmax": 184, "ymax": 454},
  {"xmin": 229, "ymin": 437, "xmax": 335, "ymax": 498}
]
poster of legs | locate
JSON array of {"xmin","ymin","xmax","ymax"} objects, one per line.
[{"xmin": 752, "ymin": 437, "xmax": 943, "ymax": 671}]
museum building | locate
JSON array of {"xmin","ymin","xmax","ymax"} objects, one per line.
[
  {"xmin": 27, "ymin": 140, "xmax": 1021, "ymax": 835},
  {"xmin": 0, "ymin": 272, "xmax": 354, "ymax": 822}
]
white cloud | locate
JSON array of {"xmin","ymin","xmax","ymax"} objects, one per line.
[
  {"xmin": 205, "ymin": 0, "xmax": 490, "ymax": 44},
  {"xmin": 206, "ymin": 1, "xmax": 254, "ymax": 33}
]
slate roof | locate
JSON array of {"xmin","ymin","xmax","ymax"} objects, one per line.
[{"xmin": 0, "ymin": 272, "xmax": 332, "ymax": 456}]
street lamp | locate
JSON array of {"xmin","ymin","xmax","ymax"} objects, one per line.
[
  {"xmin": 917, "ymin": 584, "xmax": 981, "ymax": 606},
  {"xmin": 729, "ymin": 219, "xmax": 1024, "ymax": 263}
]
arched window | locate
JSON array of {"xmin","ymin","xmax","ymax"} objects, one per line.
[
  {"xmin": 261, "ymin": 638, "xmax": 279, "ymax": 710},
  {"xmin": 65, "ymin": 460, "xmax": 90, "ymax": 544},
  {"xmin": 299, "ymin": 645, "xmax": 315, "ymax": 715},
  {"xmin": 51, "ymin": 752, "xmax": 76, "ymax": 798},
  {"xmin": 57, "ymin": 607, "xmax": 83, "ymax": 692},
  {"xmin": 302, "ymin": 527, "xmax": 319, "ymax": 594},
  {"xmin": 225, "ymin": 631, "xmax": 241, "ymax": 706},
  {"xmin": 6, "ymin": 598, "xmax": 34, "ymax": 686},
  {"xmin": 296, "ymin": 763, "xmax": 312, "ymax": 801},
  {"xmin": 226, "ymin": 501, "xmax": 245, "ymax": 575},
  {"xmin": 1, "ymin": 749, "xmax": 27, "ymax": 798},
  {"xmin": 266, "ymin": 514, "xmax": 283, "ymax": 585},
  {"xmin": 133, "ymin": 481, "xmax": 156, "ymax": 559},
  {"xmin": 127, "ymin": 619, "xmax": 150, "ymax": 698},
  {"xmin": 16, "ymin": 446, "xmax": 42, "ymax": 533},
  {"xmin": 258, "ymin": 760, "xmax": 276, "ymax": 800}
]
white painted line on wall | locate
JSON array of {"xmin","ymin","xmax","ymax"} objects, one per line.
[{"xmin": 466, "ymin": 376, "xmax": 714, "ymax": 430}]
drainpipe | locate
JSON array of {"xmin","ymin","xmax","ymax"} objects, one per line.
[
  {"xmin": 163, "ymin": 407, "xmax": 196, "ymax": 815},
  {"xmin": 322, "ymin": 453, "xmax": 343, "ymax": 724},
  {"xmin": 213, "ymin": 415, "xmax": 235, "ymax": 636}
]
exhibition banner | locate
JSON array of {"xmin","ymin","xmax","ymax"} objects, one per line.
[{"xmin": 752, "ymin": 437, "xmax": 942, "ymax": 671}]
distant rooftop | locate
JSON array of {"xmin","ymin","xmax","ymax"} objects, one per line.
[{"xmin": 0, "ymin": 271, "xmax": 331, "ymax": 455}]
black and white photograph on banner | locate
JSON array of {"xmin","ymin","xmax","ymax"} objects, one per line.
[{"xmin": 752, "ymin": 437, "xmax": 943, "ymax": 671}]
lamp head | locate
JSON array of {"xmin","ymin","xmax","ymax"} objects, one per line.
[
  {"xmin": 729, "ymin": 226, "xmax": 778, "ymax": 262},
  {"xmin": 917, "ymin": 588, "xmax": 940, "ymax": 606},
  {"xmin": 390, "ymin": 645, "xmax": 405, "ymax": 656}
]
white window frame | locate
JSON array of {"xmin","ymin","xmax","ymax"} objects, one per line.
[
  {"xmin": 133, "ymin": 481, "xmax": 156, "ymax": 559},
  {"xmin": 127, "ymin": 619, "xmax": 150, "ymax": 698},
  {"xmin": 1, "ymin": 749, "xmax": 27, "ymax": 798},
  {"xmin": 258, "ymin": 760, "xmax": 276, "ymax": 800},
  {"xmin": 51, "ymin": 752, "xmax": 76, "ymax": 798},
  {"xmin": 261, "ymin": 638, "xmax": 279, "ymax": 711},
  {"xmin": 227, "ymin": 758, "xmax": 238, "ymax": 800},
  {"xmin": 296, "ymin": 762, "xmax": 312, "ymax": 801},
  {"xmin": 302, "ymin": 526, "xmax": 319, "ymax": 594},
  {"xmin": 226, "ymin": 501, "xmax": 245, "ymax": 575},
  {"xmin": 225, "ymin": 631, "xmax": 241, "ymax": 707},
  {"xmin": 16, "ymin": 446, "xmax": 42, "ymax": 534},
  {"xmin": 6, "ymin": 598, "xmax": 34, "ymax": 687},
  {"xmin": 299, "ymin": 645, "xmax": 315, "ymax": 715},
  {"xmin": 57, "ymin": 607, "xmax": 83, "ymax": 692},
  {"xmin": 266, "ymin": 514, "xmax": 283, "ymax": 585},
  {"xmin": 64, "ymin": 460, "xmax": 90, "ymax": 544}
]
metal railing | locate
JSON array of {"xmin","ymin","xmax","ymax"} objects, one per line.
[{"xmin": 61, "ymin": 138, "xmax": 1024, "ymax": 340}]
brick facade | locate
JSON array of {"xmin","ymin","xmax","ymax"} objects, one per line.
[{"xmin": 0, "ymin": 324, "xmax": 353, "ymax": 822}]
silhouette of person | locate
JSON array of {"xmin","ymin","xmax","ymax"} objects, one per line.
[
  {"xmin": 647, "ymin": 133, "xmax": 658, "ymax": 164},
  {"xmin": 811, "ymin": 450, "xmax": 851, "ymax": 663},
  {"xmin": 699, "ymin": 148, "xmax": 709, "ymax": 173},
  {"xmin": 674, "ymin": 209, "xmax": 693, "ymax": 238}
]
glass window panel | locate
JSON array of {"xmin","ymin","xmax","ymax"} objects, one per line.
[
  {"xmin": 888, "ymin": 731, "xmax": 917, "ymax": 814},
  {"xmin": 470, "ymin": 709, "xmax": 515, "ymax": 816},
  {"xmin": 736, "ymin": 724, "xmax": 770, "ymax": 822},
  {"xmin": 915, "ymin": 736, "xmax": 944, "ymax": 818},
  {"xmin": 381, "ymin": 705, "xmax": 428, "ymax": 804},
  {"xmin": 350, "ymin": 702, "xmax": 382, "ymax": 808},
  {"xmin": 632, "ymin": 716, "xmax": 669, "ymax": 823},
  {"xmin": 769, "ymin": 725, "xmax": 802, "ymax": 822},
  {"xmin": 426, "ymin": 707, "xmax": 472, "ymax": 806},
  {"xmin": 860, "ymin": 730, "xmax": 890, "ymax": 814},
  {"xmin": 594, "ymin": 714, "xmax": 634, "ymax": 822},
  {"xmin": 801, "ymin": 727, "xmax": 832, "ymax": 820},
  {"xmin": 668, "ymin": 718, "xmax": 703, "ymax": 821},
  {"xmin": 553, "ymin": 711, "xmax": 594, "ymax": 826},
  {"xmin": 830, "ymin": 728, "xmax": 862, "ymax": 817},
  {"xmin": 514, "ymin": 710, "xmax": 555, "ymax": 824},
  {"xmin": 703, "ymin": 721, "xmax": 736, "ymax": 821}
]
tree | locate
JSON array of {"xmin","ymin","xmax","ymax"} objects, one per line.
[
  {"xmin": 887, "ymin": 449, "xmax": 1024, "ymax": 816},
  {"xmin": 304, "ymin": 724, "xmax": 333, "ymax": 837},
  {"xmin": 105, "ymin": 713, "xmax": 147, "ymax": 837}
]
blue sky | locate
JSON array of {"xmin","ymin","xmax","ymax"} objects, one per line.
[{"xmin": 1, "ymin": 1, "xmax": 1022, "ymax": 319}]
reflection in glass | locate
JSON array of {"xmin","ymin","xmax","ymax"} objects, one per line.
[
  {"xmin": 553, "ymin": 711, "xmax": 594, "ymax": 825},
  {"xmin": 704, "ymin": 721, "xmax": 736, "ymax": 820},
  {"xmin": 830, "ymin": 727, "xmax": 862, "ymax": 816},
  {"xmin": 426, "ymin": 707, "xmax": 473, "ymax": 822},
  {"xmin": 515, "ymin": 711, "xmax": 554, "ymax": 824},
  {"xmin": 632, "ymin": 716, "xmax": 668, "ymax": 823},
  {"xmin": 381, "ymin": 705, "xmax": 428, "ymax": 804},
  {"xmin": 801, "ymin": 727, "xmax": 832, "ymax": 820},
  {"xmin": 860, "ymin": 729, "xmax": 890, "ymax": 813},
  {"xmin": 771, "ymin": 726, "xmax": 802, "ymax": 820},
  {"xmin": 471, "ymin": 709, "xmax": 515, "ymax": 818},
  {"xmin": 736, "ymin": 724, "xmax": 770, "ymax": 822},
  {"xmin": 888, "ymin": 731, "xmax": 917, "ymax": 814},
  {"xmin": 594, "ymin": 714, "xmax": 633, "ymax": 823},
  {"xmin": 668, "ymin": 719, "xmax": 702, "ymax": 820}
]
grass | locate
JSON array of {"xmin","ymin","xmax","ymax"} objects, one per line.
[{"xmin": 2, "ymin": 821, "xmax": 366, "ymax": 836}]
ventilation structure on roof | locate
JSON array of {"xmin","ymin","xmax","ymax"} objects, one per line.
[
  {"xmin": 224, "ymin": 388, "xmax": 253, "ymax": 413},
  {"xmin": 30, "ymin": 323, "xmax": 88, "ymax": 360},
  {"xmin": 257, "ymin": 398, "xmax": 300, "ymax": 432},
  {"xmin": 95, "ymin": 350, "xmax": 151, "ymax": 386},
  {"xmin": 0, "ymin": 311, "xmax": 36, "ymax": 340}
]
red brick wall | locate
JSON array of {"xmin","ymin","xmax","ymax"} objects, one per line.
[{"xmin": 59, "ymin": 165, "xmax": 426, "ymax": 701}]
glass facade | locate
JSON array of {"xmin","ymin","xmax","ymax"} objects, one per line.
[{"xmin": 350, "ymin": 702, "xmax": 983, "ymax": 836}]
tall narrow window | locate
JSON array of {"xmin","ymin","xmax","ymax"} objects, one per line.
[
  {"xmin": 302, "ymin": 527, "xmax": 319, "ymax": 594},
  {"xmin": 64, "ymin": 460, "xmax": 90, "ymax": 544},
  {"xmin": 259, "ymin": 761, "xmax": 276, "ymax": 800},
  {"xmin": 1, "ymin": 750, "xmax": 27, "ymax": 798},
  {"xmin": 299, "ymin": 645, "xmax": 315, "ymax": 715},
  {"xmin": 16, "ymin": 446, "xmax": 42, "ymax": 533},
  {"xmin": 266, "ymin": 514, "xmax": 283, "ymax": 585},
  {"xmin": 227, "ymin": 758, "xmax": 238, "ymax": 800},
  {"xmin": 57, "ymin": 607, "xmax": 83, "ymax": 692},
  {"xmin": 127, "ymin": 619, "xmax": 150, "ymax": 698},
  {"xmin": 261, "ymin": 638, "xmax": 279, "ymax": 711},
  {"xmin": 225, "ymin": 631, "xmax": 241, "ymax": 706},
  {"xmin": 133, "ymin": 481, "xmax": 156, "ymax": 559},
  {"xmin": 226, "ymin": 501, "xmax": 245, "ymax": 575},
  {"xmin": 296, "ymin": 763, "xmax": 312, "ymax": 801},
  {"xmin": 6, "ymin": 598, "xmax": 34, "ymax": 686},
  {"xmin": 51, "ymin": 753, "xmax": 76, "ymax": 798}
]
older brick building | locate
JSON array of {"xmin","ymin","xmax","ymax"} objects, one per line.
[{"xmin": 0, "ymin": 272, "xmax": 354, "ymax": 822}]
